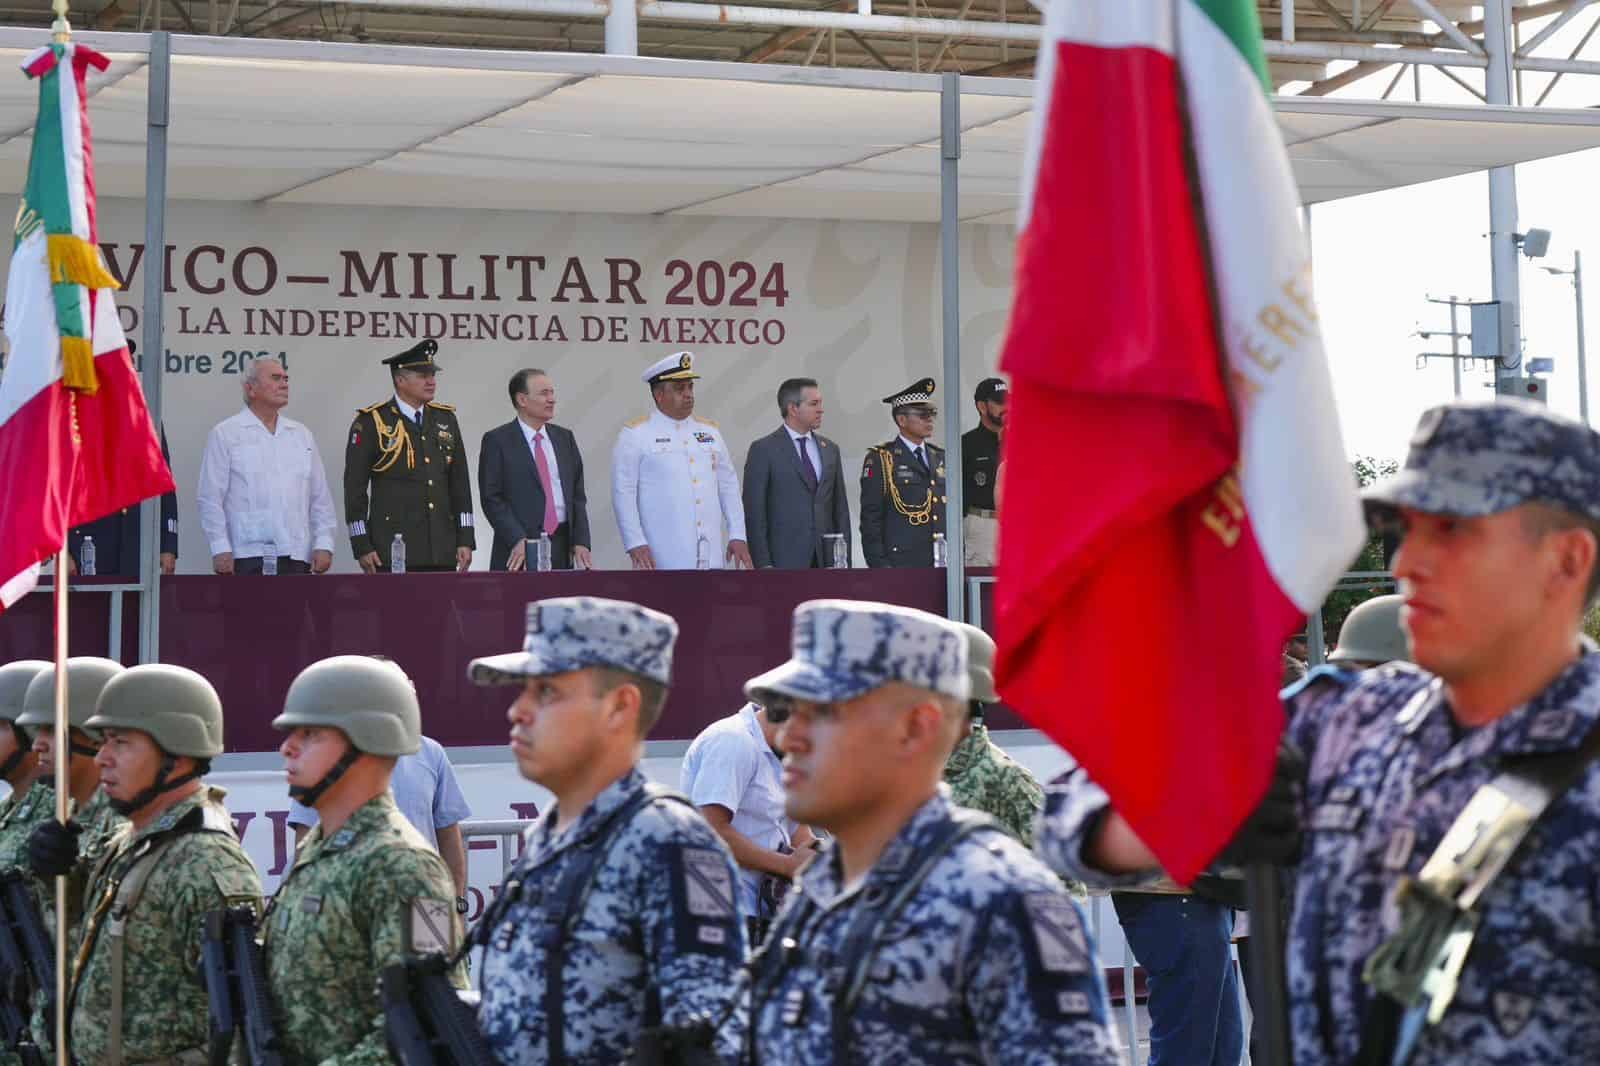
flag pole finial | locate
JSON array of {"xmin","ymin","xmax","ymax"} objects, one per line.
[{"xmin": 50, "ymin": 0, "xmax": 70, "ymax": 42}]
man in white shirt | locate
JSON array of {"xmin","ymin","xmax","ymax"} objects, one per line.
[
  {"xmin": 611, "ymin": 351, "xmax": 752, "ymax": 570},
  {"xmin": 196, "ymin": 357, "xmax": 336, "ymax": 575},
  {"xmin": 681, "ymin": 700, "xmax": 815, "ymax": 941}
]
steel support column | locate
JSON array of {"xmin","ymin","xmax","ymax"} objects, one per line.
[
  {"xmin": 138, "ymin": 31, "xmax": 171, "ymax": 665},
  {"xmin": 940, "ymin": 72, "xmax": 964, "ymax": 622},
  {"xmin": 605, "ymin": 0, "xmax": 636, "ymax": 55},
  {"xmin": 1484, "ymin": 0, "xmax": 1522, "ymax": 394}
]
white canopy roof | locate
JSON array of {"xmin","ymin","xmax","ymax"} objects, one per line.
[{"xmin": 0, "ymin": 30, "xmax": 1597, "ymax": 223}]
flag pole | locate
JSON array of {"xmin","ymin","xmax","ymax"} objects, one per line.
[
  {"xmin": 1246, "ymin": 863, "xmax": 1294, "ymax": 1066},
  {"xmin": 49, "ymin": 4, "xmax": 74, "ymax": 1060},
  {"xmin": 50, "ymin": 546, "xmax": 68, "ymax": 1066}
]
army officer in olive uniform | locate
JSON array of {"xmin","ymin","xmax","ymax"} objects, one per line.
[
  {"xmin": 860, "ymin": 377, "xmax": 947, "ymax": 567},
  {"xmin": 343, "ymin": 340, "xmax": 476, "ymax": 573}
]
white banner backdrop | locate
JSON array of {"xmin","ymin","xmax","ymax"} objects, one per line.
[{"xmin": 42, "ymin": 198, "xmax": 1019, "ymax": 571}]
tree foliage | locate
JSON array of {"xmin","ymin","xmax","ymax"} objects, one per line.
[{"xmin": 1317, "ymin": 457, "xmax": 1400, "ymax": 649}]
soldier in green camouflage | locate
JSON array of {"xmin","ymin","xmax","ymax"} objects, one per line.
[
  {"xmin": 16, "ymin": 658, "xmax": 128, "ymax": 1059},
  {"xmin": 942, "ymin": 624, "xmax": 1044, "ymax": 844},
  {"xmin": 19, "ymin": 658, "xmax": 129, "ymax": 943},
  {"xmin": 264, "ymin": 656, "xmax": 462, "ymax": 1066},
  {"xmin": 60, "ymin": 665, "xmax": 264, "ymax": 1066},
  {"xmin": 0, "ymin": 663, "xmax": 51, "ymax": 877}
]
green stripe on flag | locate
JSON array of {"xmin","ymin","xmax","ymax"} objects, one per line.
[{"xmin": 1192, "ymin": 0, "xmax": 1271, "ymax": 93}]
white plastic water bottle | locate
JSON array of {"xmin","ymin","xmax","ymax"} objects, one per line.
[
  {"xmin": 391, "ymin": 533, "xmax": 407, "ymax": 574},
  {"xmin": 932, "ymin": 532, "xmax": 948, "ymax": 569},
  {"xmin": 262, "ymin": 542, "xmax": 278, "ymax": 576},
  {"xmin": 80, "ymin": 537, "xmax": 96, "ymax": 577},
  {"xmin": 824, "ymin": 534, "xmax": 848, "ymax": 569},
  {"xmin": 696, "ymin": 536, "xmax": 711, "ymax": 570}
]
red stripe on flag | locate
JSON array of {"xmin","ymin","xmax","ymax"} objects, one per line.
[
  {"xmin": 996, "ymin": 40, "xmax": 1290, "ymax": 882},
  {"xmin": 0, "ymin": 383, "xmax": 76, "ymax": 612},
  {"xmin": 67, "ymin": 345, "xmax": 175, "ymax": 532}
]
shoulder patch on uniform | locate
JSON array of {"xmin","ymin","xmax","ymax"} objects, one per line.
[
  {"xmin": 692, "ymin": 415, "xmax": 719, "ymax": 428},
  {"xmin": 407, "ymin": 897, "xmax": 456, "ymax": 956},
  {"xmin": 668, "ymin": 845, "xmax": 741, "ymax": 957},
  {"xmin": 624, "ymin": 415, "xmax": 648, "ymax": 429},
  {"xmin": 211, "ymin": 866, "xmax": 261, "ymax": 908},
  {"xmin": 1014, "ymin": 890, "xmax": 1101, "ymax": 1020},
  {"xmin": 426, "ymin": 400, "xmax": 456, "ymax": 412}
]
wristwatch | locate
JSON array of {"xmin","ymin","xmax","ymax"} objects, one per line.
[{"xmin": 455, "ymin": 896, "xmax": 469, "ymax": 914}]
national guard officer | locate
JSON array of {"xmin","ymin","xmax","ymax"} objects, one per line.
[
  {"xmin": 468, "ymin": 596, "xmax": 746, "ymax": 1065},
  {"xmin": 1039, "ymin": 399, "xmax": 1600, "ymax": 1066},
  {"xmin": 611, "ymin": 351, "xmax": 751, "ymax": 570},
  {"xmin": 23, "ymin": 658, "xmax": 128, "ymax": 935},
  {"xmin": 960, "ymin": 377, "xmax": 1006, "ymax": 567},
  {"xmin": 344, "ymin": 339, "xmax": 476, "ymax": 573},
  {"xmin": 942, "ymin": 623, "xmax": 1043, "ymax": 844},
  {"xmin": 859, "ymin": 379, "xmax": 947, "ymax": 567},
  {"xmin": 67, "ymin": 665, "xmax": 263, "ymax": 1066},
  {"xmin": 264, "ymin": 656, "xmax": 462, "ymax": 1066},
  {"xmin": 743, "ymin": 599, "xmax": 1120, "ymax": 1065},
  {"xmin": 0, "ymin": 663, "xmax": 49, "ymax": 875}
]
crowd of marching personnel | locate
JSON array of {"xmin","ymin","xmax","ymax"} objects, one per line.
[{"xmin": 0, "ymin": 395, "xmax": 1597, "ymax": 1066}]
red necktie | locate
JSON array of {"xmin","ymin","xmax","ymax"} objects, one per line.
[{"xmin": 533, "ymin": 433, "xmax": 559, "ymax": 535}]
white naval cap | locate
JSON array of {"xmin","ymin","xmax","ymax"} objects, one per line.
[{"xmin": 642, "ymin": 351, "xmax": 700, "ymax": 385}]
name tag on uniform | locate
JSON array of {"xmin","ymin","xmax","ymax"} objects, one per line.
[
  {"xmin": 1382, "ymin": 827, "xmax": 1416, "ymax": 872},
  {"xmin": 1309, "ymin": 805, "xmax": 1364, "ymax": 832},
  {"xmin": 301, "ymin": 895, "xmax": 323, "ymax": 915}
]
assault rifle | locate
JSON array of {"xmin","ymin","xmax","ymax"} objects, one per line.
[
  {"xmin": 0, "ymin": 869, "xmax": 53, "ymax": 1062},
  {"xmin": 380, "ymin": 956, "xmax": 494, "ymax": 1066},
  {"xmin": 201, "ymin": 907, "xmax": 284, "ymax": 1066}
]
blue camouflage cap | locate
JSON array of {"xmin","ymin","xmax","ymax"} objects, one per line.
[
  {"xmin": 744, "ymin": 599, "xmax": 970, "ymax": 706},
  {"xmin": 467, "ymin": 597, "xmax": 678, "ymax": 687},
  {"xmin": 1364, "ymin": 399, "xmax": 1600, "ymax": 522}
]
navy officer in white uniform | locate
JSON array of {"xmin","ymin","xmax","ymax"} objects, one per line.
[{"xmin": 611, "ymin": 351, "xmax": 751, "ymax": 570}]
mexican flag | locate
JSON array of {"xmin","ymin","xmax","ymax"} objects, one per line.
[
  {"xmin": 995, "ymin": 0, "xmax": 1364, "ymax": 882},
  {"xmin": 0, "ymin": 41, "xmax": 173, "ymax": 613}
]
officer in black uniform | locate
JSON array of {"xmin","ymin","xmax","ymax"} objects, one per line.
[
  {"xmin": 859, "ymin": 377, "xmax": 946, "ymax": 568},
  {"xmin": 960, "ymin": 376, "xmax": 1006, "ymax": 566},
  {"xmin": 343, "ymin": 339, "xmax": 475, "ymax": 573}
]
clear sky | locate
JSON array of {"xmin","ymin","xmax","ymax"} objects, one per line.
[{"xmin": 1302, "ymin": 30, "xmax": 1600, "ymax": 465}]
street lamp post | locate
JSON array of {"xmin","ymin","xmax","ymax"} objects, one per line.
[{"xmin": 1543, "ymin": 252, "xmax": 1589, "ymax": 426}]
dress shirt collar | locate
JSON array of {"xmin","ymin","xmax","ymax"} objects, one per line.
[
  {"xmin": 898, "ymin": 434, "xmax": 928, "ymax": 457},
  {"xmin": 518, "ymin": 417, "xmax": 552, "ymax": 446},
  {"xmin": 783, "ymin": 423, "xmax": 813, "ymax": 445},
  {"xmin": 394, "ymin": 395, "xmax": 422, "ymax": 422}
]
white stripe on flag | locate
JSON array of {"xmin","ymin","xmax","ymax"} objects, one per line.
[
  {"xmin": 0, "ymin": 230, "xmax": 61, "ymax": 427},
  {"xmin": 0, "ymin": 562, "xmax": 40, "ymax": 610},
  {"xmin": 1176, "ymin": 0, "xmax": 1363, "ymax": 610},
  {"xmin": 58, "ymin": 43, "xmax": 89, "ymax": 239}
]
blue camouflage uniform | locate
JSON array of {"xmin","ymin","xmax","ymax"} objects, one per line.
[
  {"xmin": 467, "ymin": 597, "xmax": 747, "ymax": 1066},
  {"xmin": 743, "ymin": 599, "xmax": 1121, "ymax": 1066},
  {"xmin": 1037, "ymin": 399, "xmax": 1600, "ymax": 1066}
]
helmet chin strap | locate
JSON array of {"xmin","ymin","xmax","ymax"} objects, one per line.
[
  {"xmin": 108, "ymin": 753, "xmax": 208, "ymax": 817},
  {"xmin": 287, "ymin": 744, "xmax": 360, "ymax": 808},
  {"xmin": 0, "ymin": 724, "xmax": 30, "ymax": 783}
]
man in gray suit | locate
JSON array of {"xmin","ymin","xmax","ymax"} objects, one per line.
[{"xmin": 742, "ymin": 377, "xmax": 852, "ymax": 568}]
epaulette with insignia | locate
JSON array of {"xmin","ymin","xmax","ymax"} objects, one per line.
[
  {"xmin": 692, "ymin": 415, "xmax": 719, "ymax": 428},
  {"xmin": 426, "ymin": 400, "xmax": 456, "ymax": 411},
  {"xmin": 624, "ymin": 415, "xmax": 648, "ymax": 429},
  {"xmin": 358, "ymin": 401, "xmax": 385, "ymax": 414}
]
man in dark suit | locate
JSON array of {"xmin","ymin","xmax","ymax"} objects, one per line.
[
  {"xmin": 478, "ymin": 368, "xmax": 592, "ymax": 571},
  {"xmin": 742, "ymin": 377, "xmax": 851, "ymax": 569}
]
